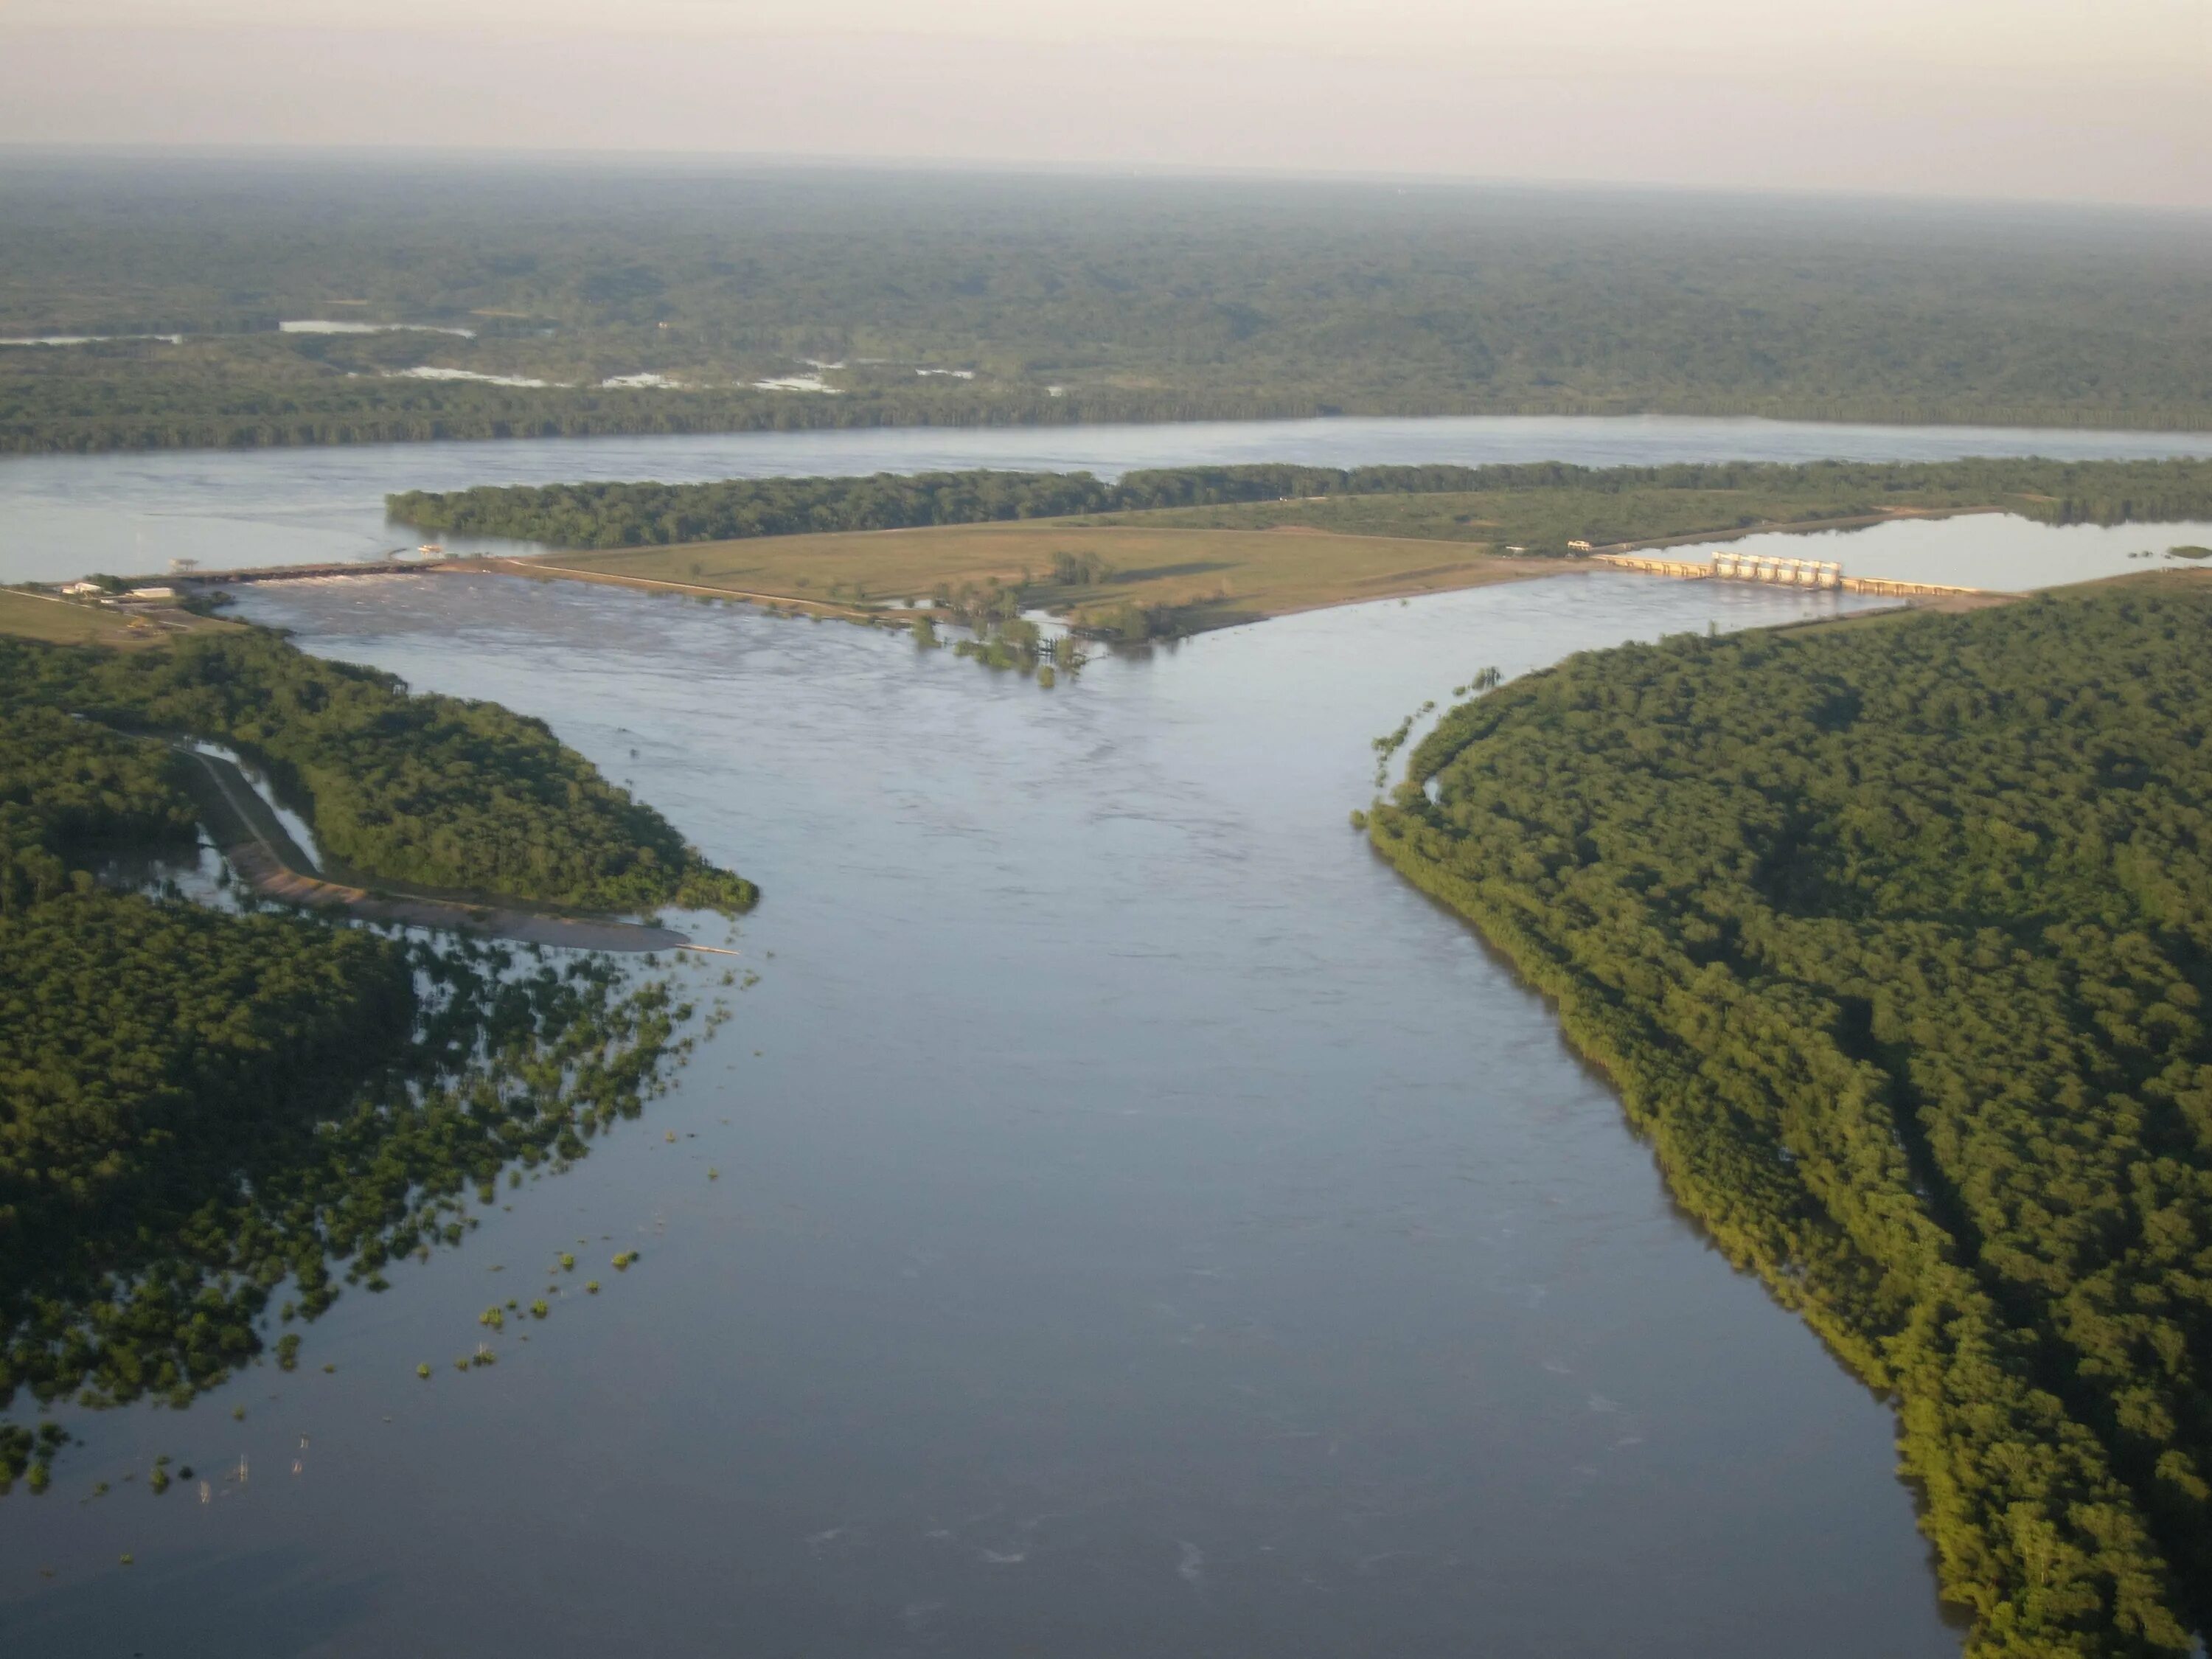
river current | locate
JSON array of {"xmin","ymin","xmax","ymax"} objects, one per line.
[{"xmin": 0, "ymin": 566, "xmax": 1969, "ymax": 1657}]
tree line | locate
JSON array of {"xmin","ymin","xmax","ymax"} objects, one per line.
[
  {"xmin": 389, "ymin": 457, "xmax": 2212, "ymax": 551},
  {"xmin": 1367, "ymin": 580, "xmax": 2212, "ymax": 1654}
]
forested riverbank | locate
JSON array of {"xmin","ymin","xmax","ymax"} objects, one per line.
[
  {"xmin": 390, "ymin": 458, "xmax": 2212, "ymax": 553},
  {"xmin": 16, "ymin": 366, "xmax": 2210, "ymax": 458},
  {"xmin": 1367, "ymin": 573, "xmax": 2212, "ymax": 1655},
  {"xmin": 0, "ymin": 625, "xmax": 753, "ymax": 1488}
]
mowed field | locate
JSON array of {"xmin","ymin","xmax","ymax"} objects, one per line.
[
  {"xmin": 0, "ymin": 589, "xmax": 240, "ymax": 647},
  {"xmin": 524, "ymin": 523, "xmax": 1575, "ymax": 630}
]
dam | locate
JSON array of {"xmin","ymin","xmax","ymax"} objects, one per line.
[{"xmin": 1593, "ymin": 549, "xmax": 1983, "ymax": 599}]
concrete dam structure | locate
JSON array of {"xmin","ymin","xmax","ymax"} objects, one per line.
[
  {"xmin": 1593, "ymin": 549, "xmax": 1980, "ymax": 599},
  {"xmin": 1711, "ymin": 552, "xmax": 1840, "ymax": 587}
]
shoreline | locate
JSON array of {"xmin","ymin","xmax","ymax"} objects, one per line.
[
  {"xmin": 1596, "ymin": 501, "xmax": 2002, "ymax": 554},
  {"xmin": 10, "ymin": 403, "xmax": 2212, "ymax": 460},
  {"xmin": 176, "ymin": 743, "xmax": 703, "ymax": 953}
]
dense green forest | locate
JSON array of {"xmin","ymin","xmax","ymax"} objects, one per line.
[
  {"xmin": 395, "ymin": 468, "xmax": 1121, "ymax": 545},
  {"xmin": 2, "ymin": 631, "xmax": 752, "ymax": 913},
  {"xmin": 1367, "ymin": 577, "xmax": 2212, "ymax": 1655},
  {"xmin": 391, "ymin": 457, "xmax": 2212, "ymax": 552},
  {"xmin": 3, "ymin": 158, "xmax": 2209, "ymax": 450},
  {"xmin": 0, "ymin": 628, "xmax": 750, "ymax": 1485}
]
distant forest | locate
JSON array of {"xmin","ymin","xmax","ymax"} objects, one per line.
[
  {"xmin": 1369, "ymin": 578, "xmax": 2212, "ymax": 1655},
  {"xmin": 1, "ymin": 158, "xmax": 2209, "ymax": 450},
  {"xmin": 390, "ymin": 457, "xmax": 2212, "ymax": 552}
]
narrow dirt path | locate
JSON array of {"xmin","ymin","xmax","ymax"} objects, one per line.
[{"xmin": 176, "ymin": 745, "xmax": 709, "ymax": 954}]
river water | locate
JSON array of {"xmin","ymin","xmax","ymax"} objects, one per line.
[
  {"xmin": 0, "ymin": 567, "xmax": 1969, "ymax": 1657},
  {"xmin": 4, "ymin": 412, "xmax": 2212, "ymax": 584}
]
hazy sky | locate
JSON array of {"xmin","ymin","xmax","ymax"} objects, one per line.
[{"xmin": 3, "ymin": 0, "xmax": 2205, "ymax": 206}]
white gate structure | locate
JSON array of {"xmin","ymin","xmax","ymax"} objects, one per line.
[{"xmin": 1591, "ymin": 549, "xmax": 1980, "ymax": 599}]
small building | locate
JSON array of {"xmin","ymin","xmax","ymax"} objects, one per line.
[
  {"xmin": 119, "ymin": 585, "xmax": 176, "ymax": 602},
  {"xmin": 1567, "ymin": 539, "xmax": 1595, "ymax": 552},
  {"xmin": 60, "ymin": 580, "xmax": 103, "ymax": 596}
]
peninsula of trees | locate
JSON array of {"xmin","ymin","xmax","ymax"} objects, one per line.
[
  {"xmin": 3, "ymin": 630, "xmax": 753, "ymax": 913},
  {"xmin": 4, "ymin": 159, "xmax": 2209, "ymax": 451},
  {"xmin": 1368, "ymin": 575, "xmax": 2212, "ymax": 1655},
  {"xmin": 0, "ymin": 625, "xmax": 751, "ymax": 1467}
]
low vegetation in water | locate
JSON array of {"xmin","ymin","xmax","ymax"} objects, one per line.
[
  {"xmin": 0, "ymin": 628, "xmax": 747, "ymax": 1484},
  {"xmin": 1368, "ymin": 575, "xmax": 2212, "ymax": 1655}
]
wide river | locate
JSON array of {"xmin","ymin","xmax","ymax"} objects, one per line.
[
  {"xmin": 0, "ymin": 562, "xmax": 1972, "ymax": 1657},
  {"xmin": 4, "ymin": 411, "xmax": 2212, "ymax": 583}
]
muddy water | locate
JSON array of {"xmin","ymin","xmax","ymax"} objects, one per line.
[{"xmin": 0, "ymin": 571, "xmax": 1966, "ymax": 1658}]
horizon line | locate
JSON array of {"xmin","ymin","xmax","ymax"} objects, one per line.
[{"xmin": 3, "ymin": 142, "xmax": 2208, "ymax": 223}]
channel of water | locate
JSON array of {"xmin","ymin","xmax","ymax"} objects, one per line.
[
  {"xmin": 15, "ymin": 411, "xmax": 2211, "ymax": 1653},
  {"xmin": 1, "ymin": 568, "xmax": 1970, "ymax": 1657}
]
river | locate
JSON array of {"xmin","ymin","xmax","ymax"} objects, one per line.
[
  {"xmin": 0, "ymin": 567, "xmax": 1971, "ymax": 1657},
  {"xmin": 4, "ymin": 412, "xmax": 2212, "ymax": 584}
]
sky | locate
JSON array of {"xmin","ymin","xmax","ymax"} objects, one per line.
[{"xmin": 1, "ymin": 0, "xmax": 2205, "ymax": 207}]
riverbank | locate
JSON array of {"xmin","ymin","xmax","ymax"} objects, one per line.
[
  {"xmin": 1365, "ymin": 569, "xmax": 2212, "ymax": 1649},
  {"xmin": 13, "ymin": 386, "xmax": 2212, "ymax": 458},
  {"xmin": 176, "ymin": 743, "xmax": 699, "ymax": 953}
]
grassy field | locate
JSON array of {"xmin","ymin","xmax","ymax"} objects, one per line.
[
  {"xmin": 525, "ymin": 523, "xmax": 1573, "ymax": 632},
  {"xmin": 0, "ymin": 590, "xmax": 242, "ymax": 647}
]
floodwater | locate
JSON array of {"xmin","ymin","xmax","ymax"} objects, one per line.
[
  {"xmin": 4, "ymin": 411, "xmax": 2212, "ymax": 584},
  {"xmin": 0, "ymin": 568, "xmax": 1966, "ymax": 1658}
]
